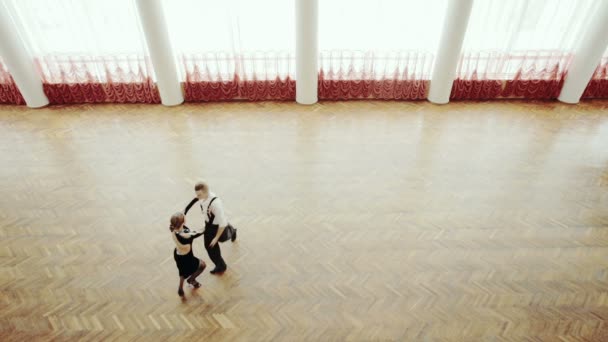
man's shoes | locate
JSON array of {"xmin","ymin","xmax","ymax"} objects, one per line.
[
  {"xmin": 178, "ymin": 288, "xmax": 185, "ymax": 297},
  {"xmin": 231, "ymin": 228, "xmax": 237, "ymax": 242},
  {"xmin": 210, "ymin": 266, "xmax": 227, "ymax": 275}
]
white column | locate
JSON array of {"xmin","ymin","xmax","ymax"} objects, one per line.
[
  {"xmin": 135, "ymin": 0, "xmax": 183, "ymax": 106},
  {"xmin": 295, "ymin": 0, "xmax": 318, "ymax": 105},
  {"xmin": 558, "ymin": 1, "xmax": 608, "ymax": 104},
  {"xmin": 0, "ymin": 4, "xmax": 48, "ymax": 108},
  {"xmin": 428, "ymin": 0, "xmax": 474, "ymax": 104}
]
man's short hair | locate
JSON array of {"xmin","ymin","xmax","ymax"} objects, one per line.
[{"xmin": 194, "ymin": 181, "xmax": 209, "ymax": 192}]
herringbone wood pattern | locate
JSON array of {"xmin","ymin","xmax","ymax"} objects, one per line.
[{"xmin": 2, "ymin": 100, "xmax": 608, "ymax": 341}]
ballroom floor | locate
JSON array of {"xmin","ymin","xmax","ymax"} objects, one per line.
[{"xmin": 1, "ymin": 100, "xmax": 608, "ymax": 341}]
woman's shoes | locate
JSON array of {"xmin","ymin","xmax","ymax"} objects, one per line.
[
  {"xmin": 187, "ymin": 278, "xmax": 202, "ymax": 288},
  {"xmin": 179, "ymin": 279, "xmax": 200, "ymax": 297}
]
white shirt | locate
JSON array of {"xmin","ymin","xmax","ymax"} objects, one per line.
[{"xmin": 199, "ymin": 192, "xmax": 228, "ymax": 227}]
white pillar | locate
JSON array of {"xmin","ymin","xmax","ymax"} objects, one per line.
[
  {"xmin": 135, "ymin": 0, "xmax": 183, "ymax": 106},
  {"xmin": 558, "ymin": 1, "xmax": 608, "ymax": 104},
  {"xmin": 295, "ymin": 0, "xmax": 318, "ymax": 105},
  {"xmin": 0, "ymin": 4, "xmax": 48, "ymax": 108},
  {"xmin": 428, "ymin": 0, "xmax": 474, "ymax": 104}
]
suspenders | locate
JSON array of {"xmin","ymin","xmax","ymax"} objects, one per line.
[
  {"xmin": 202, "ymin": 196, "xmax": 235, "ymax": 242},
  {"xmin": 185, "ymin": 196, "xmax": 218, "ymax": 221},
  {"xmin": 206, "ymin": 197, "xmax": 218, "ymax": 222}
]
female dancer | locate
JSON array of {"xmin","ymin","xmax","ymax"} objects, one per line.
[{"xmin": 169, "ymin": 212, "xmax": 206, "ymax": 297}]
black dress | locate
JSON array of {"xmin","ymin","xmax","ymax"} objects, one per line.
[{"xmin": 172, "ymin": 226, "xmax": 203, "ymax": 278}]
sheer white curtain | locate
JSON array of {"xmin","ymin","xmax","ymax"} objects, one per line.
[
  {"xmin": 163, "ymin": 0, "xmax": 295, "ymax": 101},
  {"xmin": 1, "ymin": 0, "xmax": 607, "ymax": 105},
  {"xmin": 319, "ymin": 0, "xmax": 447, "ymax": 100},
  {"xmin": 3, "ymin": 0, "xmax": 158, "ymax": 104},
  {"xmin": 453, "ymin": 0, "xmax": 600, "ymax": 99}
]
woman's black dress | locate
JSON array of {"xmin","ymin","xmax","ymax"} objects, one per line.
[{"xmin": 173, "ymin": 226, "xmax": 203, "ymax": 278}]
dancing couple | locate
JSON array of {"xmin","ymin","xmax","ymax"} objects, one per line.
[{"xmin": 169, "ymin": 181, "xmax": 237, "ymax": 297}]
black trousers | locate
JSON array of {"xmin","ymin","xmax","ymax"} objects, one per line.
[{"xmin": 204, "ymin": 227, "xmax": 226, "ymax": 269}]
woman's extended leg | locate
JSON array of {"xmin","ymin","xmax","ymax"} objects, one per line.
[
  {"xmin": 187, "ymin": 260, "xmax": 206, "ymax": 288},
  {"xmin": 178, "ymin": 277, "xmax": 185, "ymax": 296}
]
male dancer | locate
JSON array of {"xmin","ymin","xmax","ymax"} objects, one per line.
[{"xmin": 184, "ymin": 181, "xmax": 237, "ymax": 274}]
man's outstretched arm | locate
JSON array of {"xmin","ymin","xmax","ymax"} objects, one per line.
[{"xmin": 184, "ymin": 197, "xmax": 199, "ymax": 215}]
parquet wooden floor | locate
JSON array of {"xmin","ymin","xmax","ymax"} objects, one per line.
[{"xmin": 2, "ymin": 100, "xmax": 608, "ymax": 341}]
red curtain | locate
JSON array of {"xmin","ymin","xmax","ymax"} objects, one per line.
[
  {"xmin": 183, "ymin": 77, "xmax": 295, "ymax": 102},
  {"xmin": 35, "ymin": 56, "xmax": 160, "ymax": 104},
  {"xmin": 181, "ymin": 53, "xmax": 295, "ymax": 102},
  {"xmin": 42, "ymin": 82, "xmax": 160, "ymax": 104},
  {"xmin": 318, "ymin": 51, "xmax": 432, "ymax": 100},
  {"xmin": 581, "ymin": 57, "xmax": 608, "ymax": 99},
  {"xmin": 5, "ymin": 54, "xmax": 608, "ymax": 105},
  {"xmin": 0, "ymin": 61, "xmax": 25, "ymax": 105},
  {"xmin": 318, "ymin": 73, "xmax": 428, "ymax": 100},
  {"xmin": 450, "ymin": 52, "xmax": 572, "ymax": 100}
]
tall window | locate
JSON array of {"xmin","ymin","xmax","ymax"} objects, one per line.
[
  {"xmin": 452, "ymin": 0, "xmax": 600, "ymax": 100},
  {"xmin": 164, "ymin": 0, "xmax": 295, "ymax": 101},
  {"xmin": 3, "ymin": 0, "xmax": 159, "ymax": 104},
  {"xmin": 1, "ymin": 0, "xmax": 607, "ymax": 104},
  {"xmin": 318, "ymin": 0, "xmax": 447, "ymax": 100}
]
